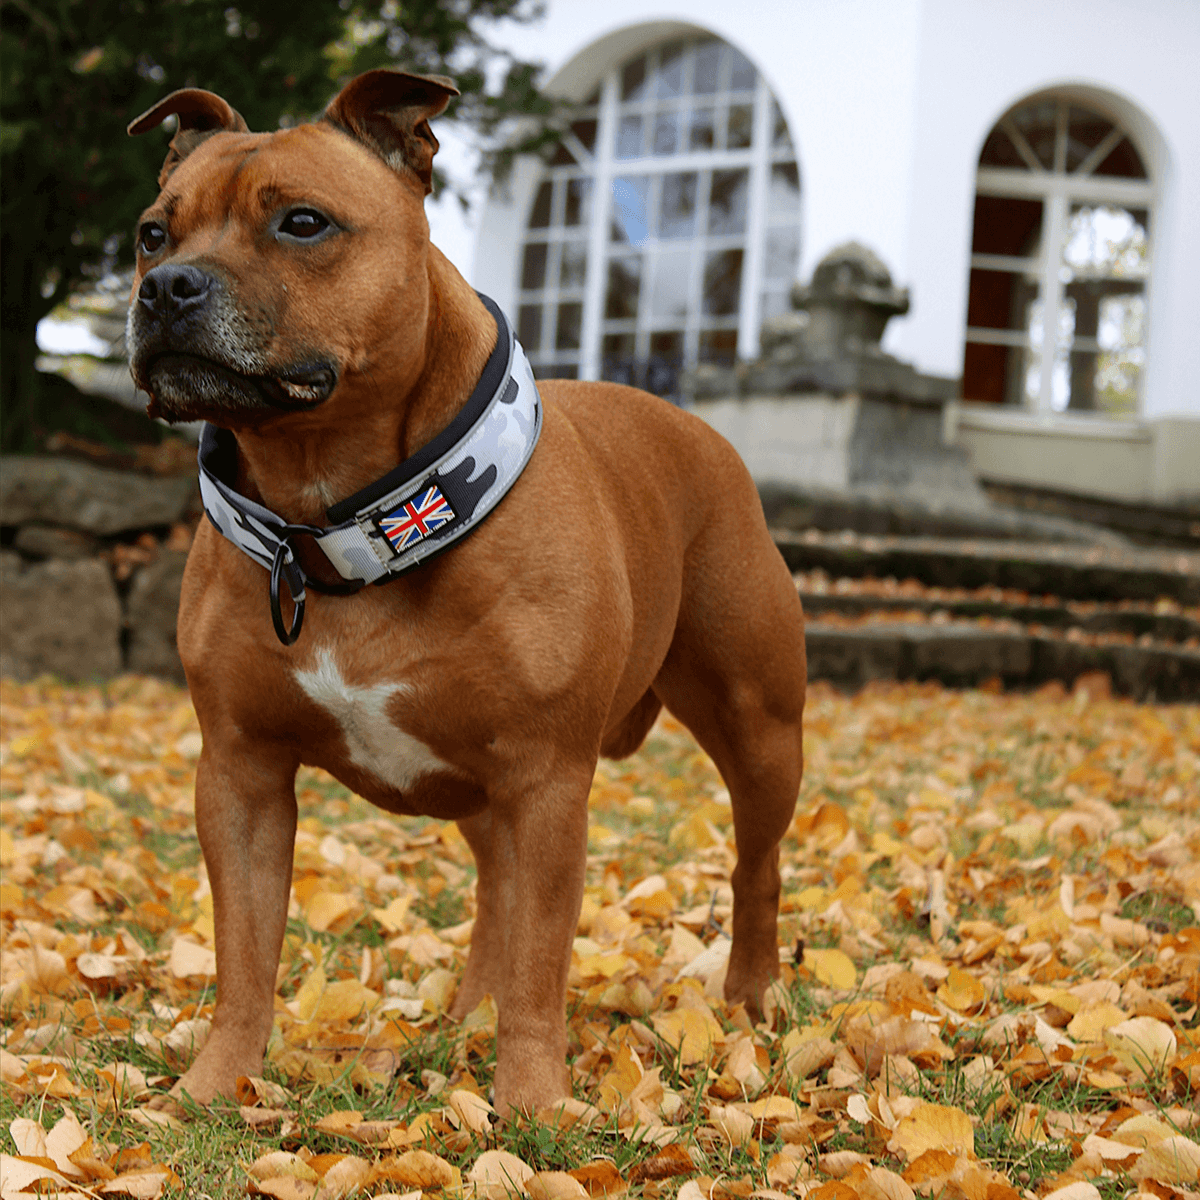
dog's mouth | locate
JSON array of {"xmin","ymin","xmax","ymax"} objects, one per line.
[{"xmin": 140, "ymin": 353, "xmax": 338, "ymax": 419}]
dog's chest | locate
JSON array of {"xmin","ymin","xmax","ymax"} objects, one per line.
[{"xmin": 293, "ymin": 649, "xmax": 450, "ymax": 790}]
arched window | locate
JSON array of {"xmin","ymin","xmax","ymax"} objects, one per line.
[
  {"xmin": 962, "ymin": 96, "xmax": 1154, "ymax": 417},
  {"xmin": 515, "ymin": 35, "xmax": 801, "ymax": 398}
]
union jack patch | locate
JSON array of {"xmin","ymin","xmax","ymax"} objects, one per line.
[{"xmin": 378, "ymin": 484, "xmax": 456, "ymax": 554}]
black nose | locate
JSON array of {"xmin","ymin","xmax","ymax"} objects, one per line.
[{"xmin": 137, "ymin": 263, "xmax": 213, "ymax": 321}]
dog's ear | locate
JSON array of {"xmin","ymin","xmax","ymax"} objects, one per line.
[
  {"xmin": 128, "ymin": 89, "xmax": 250, "ymax": 187},
  {"xmin": 323, "ymin": 70, "xmax": 459, "ymax": 194}
]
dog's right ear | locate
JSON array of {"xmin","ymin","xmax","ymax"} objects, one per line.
[{"xmin": 128, "ymin": 89, "xmax": 250, "ymax": 187}]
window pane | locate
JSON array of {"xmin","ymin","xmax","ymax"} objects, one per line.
[
  {"xmin": 616, "ymin": 115, "xmax": 644, "ymax": 159},
  {"xmin": 1063, "ymin": 205, "xmax": 1148, "ymax": 277},
  {"xmin": 657, "ymin": 41, "xmax": 685, "ymax": 97},
  {"xmin": 1007, "ymin": 100, "xmax": 1058, "ymax": 168},
  {"xmin": 571, "ymin": 118, "xmax": 597, "ymax": 154},
  {"xmin": 622, "ymin": 55, "xmax": 648, "ymax": 101},
  {"xmin": 610, "ymin": 176, "xmax": 650, "ymax": 245},
  {"xmin": 521, "ymin": 243, "xmax": 548, "ymax": 290},
  {"xmin": 699, "ymin": 328, "xmax": 738, "ymax": 365},
  {"xmin": 708, "ymin": 169, "xmax": 749, "ymax": 235},
  {"xmin": 1093, "ymin": 137, "xmax": 1147, "ymax": 179},
  {"xmin": 726, "ymin": 103, "xmax": 753, "ymax": 149},
  {"xmin": 970, "ymin": 196, "xmax": 1043, "ymax": 257},
  {"xmin": 767, "ymin": 162, "xmax": 800, "ymax": 220},
  {"xmin": 601, "ymin": 332, "xmax": 638, "ymax": 385},
  {"xmin": 518, "ymin": 305, "xmax": 543, "ymax": 352},
  {"xmin": 647, "ymin": 330, "xmax": 683, "ymax": 396},
  {"xmin": 771, "ymin": 100, "xmax": 793, "ymax": 151},
  {"xmin": 764, "ymin": 226, "xmax": 799, "ymax": 280},
  {"xmin": 728, "ymin": 46, "xmax": 756, "ymax": 91},
  {"xmin": 1066, "ymin": 105, "xmax": 1115, "ymax": 172},
  {"xmin": 659, "ymin": 172, "xmax": 698, "ymax": 239},
  {"xmin": 703, "ymin": 248, "xmax": 743, "ymax": 315},
  {"xmin": 966, "ymin": 269, "xmax": 1039, "ymax": 331},
  {"xmin": 529, "ymin": 182, "xmax": 552, "ymax": 228},
  {"xmin": 605, "ymin": 257, "xmax": 642, "ymax": 318},
  {"xmin": 559, "ymin": 241, "xmax": 587, "ymax": 289},
  {"xmin": 556, "ymin": 302, "xmax": 583, "ymax": 350},
  {"xmin": 689, "ymin": 107, "xmax": 715, "ymax": 151},
  {"xmin": 652, "ymin": 111, "xmax": 680, "ymax": 156},
  {"xmin": 650, "ymin": 249, "xmax": 691, "ymax": 320},
  {"xmin": 693, "ymin": 40, "xmax": 720, "ymax": 94},
  {"xmin": 962, "ymin": 343, "xmax": 1031, "ymax": 406},
  {"xmin": 978, "ymin": 126, "xmax": 1024, "ymax": 170},
  {"xmin": 564, "ymin": 178, "xmax": 592, "ymax": 226}
]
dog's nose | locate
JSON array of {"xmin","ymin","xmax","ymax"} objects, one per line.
[{"xmin": 137, "ymin": 263, "xmax": 213, "ymax": 321}]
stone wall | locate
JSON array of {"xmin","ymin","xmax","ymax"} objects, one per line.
[{"xmin": 1, "ymin": 456, "xmax": 196, "ymax": 683}]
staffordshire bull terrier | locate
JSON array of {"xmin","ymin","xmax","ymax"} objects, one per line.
[{"xmin": 126, "ymin": 69, "xmax": 806, "ymax": 1115}]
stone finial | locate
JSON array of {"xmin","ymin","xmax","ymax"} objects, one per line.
[{"xmin": 785, "ymin": 241, "xmax": 910, "ymax": 361}]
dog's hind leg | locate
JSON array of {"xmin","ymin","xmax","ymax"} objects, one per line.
[{"xmin": 650, "ymin": 496, "xmax": 806, "ymax": 1017}]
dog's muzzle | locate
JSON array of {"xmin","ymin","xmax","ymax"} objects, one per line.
[{"xmin": 129, "ymin": 263, "xmax": 337, "ymax": 416}]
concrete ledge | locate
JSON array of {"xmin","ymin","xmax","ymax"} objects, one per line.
[{"xmin": 805, "ymin": 622, "xmax": 1200, "ymax": 701}]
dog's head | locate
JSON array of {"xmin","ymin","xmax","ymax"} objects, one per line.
[{"xmin": 126, "ymin": 70, "xmax": 458, "ymax": 425}]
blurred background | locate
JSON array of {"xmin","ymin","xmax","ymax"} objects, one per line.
[{"xmin": 3, "ymin": 0, "xmax": 1198, "ymax": 693}]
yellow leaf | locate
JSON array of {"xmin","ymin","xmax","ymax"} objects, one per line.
[
  {"xmin": 304, "ymin": 891, "xmax": 358, "ymax": 934},
  {"xmin": 886, "ymin": 1102, "xmax": 975, "ymax": 1161},
  {"xmin": 467, "ymin": 1148, "xmax": 535, "ymax": 1198},
  {"xmin": 312, "ymin": 979, "xmax": 378, "ymax": 1023},
  {"xmin": 528, "ymin": 1171, "xmax": 590, "ymax": 1200},
  {"xmin": 803, "ymin": 948, "xmax": 857, "ymax": 989},
  {"xmin": 449, "ymin": 1089, "xmax": 496, "ymax": 1135},
  {"xmin": 937, "ymin": 967, "xmax": 986, "ymax": 1013},
  {"xmin": 1103, "ymin": 1017, "xmax": 1177, "ymax": 1077},
  {"xmin": 1130, "ymin": 1136, "xmax": 1200, "ymax": 1186},
  {"xmin": 1066, "ymin": 1002, "xmax": 1127, "ymax": 1043},
  {"xmin": 651, "ymin": 1008, "xmax": 723, "ymax": 1065},
  {"xmin": 247, "ymin": 1151, "xmax": 319, "ymax": 1182},
  {"xmin": 167, "ymin": 936, "xmax": 216, "ymax": 979},
  {"xmin": 293, "ymin": 963, "xmax": 327, "ymax": 1022},
  {"xmin": 372, "ymin": 895, "xmax": 413, "ymax": 933}
]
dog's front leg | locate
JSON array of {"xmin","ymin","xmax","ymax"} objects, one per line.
[
  {"xmin": 166, "ymin": 741, "xmax": 298, "ymax": 1106},
  {"xmin": 470, "ymin": 768, "xmax": 591, "ymax": 1116}
]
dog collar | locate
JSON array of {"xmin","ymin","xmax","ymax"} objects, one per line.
[{"xmin": 197, "ymin": 294, "xmax": 542, "ymax": 645}]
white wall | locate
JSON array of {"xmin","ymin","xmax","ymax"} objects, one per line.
[{"xmin": 466, "ymin": 0, "xmax": 1200, "ymax": 418}]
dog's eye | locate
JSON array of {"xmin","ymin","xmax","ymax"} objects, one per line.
[
  {"xmin": 279, "ymin": 209, "xmax": 329, "ymax": 239},
  {"xmin": 138, "ymin": 223, "xmax": 167, "ymax": 254}
]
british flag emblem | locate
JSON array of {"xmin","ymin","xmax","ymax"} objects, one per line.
[{"xmin": 378, "ymin": 484, "xmax": 456, "ymax": 553}]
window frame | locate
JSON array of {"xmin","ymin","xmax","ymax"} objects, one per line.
[
  {"xmin": 964, "ymin": 97, "xmax": 1156, "ymax": 418},
  {"xmin": 515, "ymin": 37, "xmax": 801, "ymax": 394}
]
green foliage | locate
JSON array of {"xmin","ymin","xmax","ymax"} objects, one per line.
[{"xmin": 0, "ymin": 0, "xmax": 552, "ymax": 451}]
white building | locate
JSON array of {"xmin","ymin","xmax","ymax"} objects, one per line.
[{"xmin": 448, "ymin": 0, "xmax": 1200, "ymax": 506}]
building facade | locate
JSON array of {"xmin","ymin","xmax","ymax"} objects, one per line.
[{"xmin": 467, "ymin": 0, "xmax": 1200, "ymax": 504}]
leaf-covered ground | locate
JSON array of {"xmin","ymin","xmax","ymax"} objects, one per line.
[{"xmin": 1, "ymin": 674, "xmax": 1197, "ymax": 1199}]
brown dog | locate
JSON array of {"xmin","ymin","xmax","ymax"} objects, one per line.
[{"xmin": 126, "ymin": 69, "xmax": 806, "ymax": 1115}]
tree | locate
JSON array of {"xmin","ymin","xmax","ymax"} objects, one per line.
[{"xmin": 0, "ymin": 0, "xmax": 553, "ymax": 452}]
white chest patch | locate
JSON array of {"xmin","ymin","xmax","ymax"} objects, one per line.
[{"xmin": 294, "ymin": 649, "xmax": 451, "ymax": 791}]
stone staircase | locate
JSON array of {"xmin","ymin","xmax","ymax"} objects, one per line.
[{"xmin": 777, "ymin": 529, "xmax": 1200, "ymax": 700}]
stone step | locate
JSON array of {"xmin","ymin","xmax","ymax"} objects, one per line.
[
  {"xmin": 803, "ymin": 620, "xmax": 1200, "ymax": 701},
  {"xmin": 774, "ymin": 528, "xmax": 1200, "ymax": 605},
  {"xmin": 796, "ymin": 588, "xmax": 1200, "ymax": 644}
]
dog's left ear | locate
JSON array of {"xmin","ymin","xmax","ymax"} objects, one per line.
[
  {"xmin": 128, "ymin": 88, "xmax": 250, "ymax": 187},
  {"xmin": 324, "ymin": 69, "xmax": 459, "ymax": 194}
]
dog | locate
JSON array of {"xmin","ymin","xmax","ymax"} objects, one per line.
[{"xmin": 125, "ymin": 69, "xmax": 807, "ymax": 1116}]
